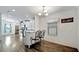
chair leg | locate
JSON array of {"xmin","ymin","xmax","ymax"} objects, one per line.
[
  {"xmin": 39, "ymin": 38, "xmax": 42, "ymax": 46},
  {"xmin": 28, "ymin": 45, "xmax": 31, "ymax": 48}
]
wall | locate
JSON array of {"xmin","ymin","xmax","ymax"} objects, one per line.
[
  {"xmin": 76, "ymin": 7, "xmax": 79, "ymax": 50},
  {"xmin": 39, "ymin": 8, "xmax": 78, "ymax": 48},
  {"xmin": 35, "ymin": 16, "xmax": 40, "ymax": 31},
  {"xmin": 0, "ymin": 13, "xmax": 2, "ymax": 39}
]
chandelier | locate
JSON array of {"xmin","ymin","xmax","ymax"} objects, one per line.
[{"xmin": 38, "ymin": 6, "xmax": 48, "ymax": 16}]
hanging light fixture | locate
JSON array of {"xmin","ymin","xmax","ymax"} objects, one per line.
[
  {"xmin": 38, "ymin": 6, "xmax": 48, "ymax": 16},
  {"xmin": 8, "ymin": 9, "xmax": 16, "ymax": 12}
]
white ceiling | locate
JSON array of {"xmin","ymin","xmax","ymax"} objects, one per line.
[{"xmin": 0, "ymin": 6, "xmax": 77, "ymax": 21}]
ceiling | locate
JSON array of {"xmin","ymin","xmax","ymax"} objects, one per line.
[{"xmin": 0, "ymin": 6, "xmax": 77, "ymax": 21}]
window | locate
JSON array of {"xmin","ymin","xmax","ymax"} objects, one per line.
[
  {"xmin": 4, "ymin": 23, "xmax": 12, "ymax": 33},
  {"xmin": 2, "ymin": 20, "xmax": 12, "ymax": 34},
  {"xmin": 48, "ymin": 22, "xmax": 57, "ymax": 36}
]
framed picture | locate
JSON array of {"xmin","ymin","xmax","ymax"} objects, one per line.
[{"xmin": 61, "ymin": 17, "xmax": 74, "ymax": 23}]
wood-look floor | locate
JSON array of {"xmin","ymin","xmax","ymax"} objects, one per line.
[
  {"xmin": 0, "ymin": 35, "xmax": 25, "ymax": 52},
  {"xmin": 0, "ymin": 34, "xmax": 77, "ymax": 52},
  {"xmin": 25, "ymin": 40, "xmax": 78, "ymax": 52}
]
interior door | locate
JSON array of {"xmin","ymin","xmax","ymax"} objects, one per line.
[{"xmin": 15, "ymin": 25, "xmax": 19, "ymax": 35}]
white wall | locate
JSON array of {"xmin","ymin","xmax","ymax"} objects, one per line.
[
  {"xmin": 0, "ymin": 13, "xmax": 2, "ymax": 39},
  {"xmin": 35, "ymin": 16, "xmax": 40, "ymax": 31},
  {"xmin": 76, "ymin": 7, "xmax": 79, "ymax": 50},
  {"xmin": 39, "ymin": 8, "xmax": 78, "ymax": 48}
]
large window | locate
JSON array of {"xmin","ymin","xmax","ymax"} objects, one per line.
[
  {"xmin": 4, "ymin": 23, "xmax": 12, "ymax": 33},
  {"xmin": 2, "ymin": 20, "xmax": 12, "ymax": 35},
  {"xmin": 48, "ymin": 22, "xmax": 57, "ymax": 36}
]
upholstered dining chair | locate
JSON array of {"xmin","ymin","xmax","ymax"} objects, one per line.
[
  {"xmin": 30, "ymin": 30, "xmax": 45, "ymax": 47},
  {"xmin": 30, "ymin": 30, "xmax": 41, "ymax": 46}
]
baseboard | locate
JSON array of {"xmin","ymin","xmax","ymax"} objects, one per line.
[{"xmin": 44, "ymin": 40, "xmax": 78, "ymax": 51}]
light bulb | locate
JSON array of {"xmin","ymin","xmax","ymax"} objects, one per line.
[
  {"xmin": 44, "ymin": 10, "xmax": 47, "ymax": 13},
  {"xmin": 38, "ymin": 13, "xmax": 42, "ymax": 16},
  {"xmin": 45, "ymin": 13, "xmax": 48, "ymax": 16}
]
